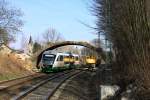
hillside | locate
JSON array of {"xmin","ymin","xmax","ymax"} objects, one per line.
[{"xmin": 0, "ymin": 44, "xmax": 34, "ymax": 81}]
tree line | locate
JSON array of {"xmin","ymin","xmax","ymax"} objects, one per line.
[{"xmin": 94, "ymin": 0, "xmax": 150, "ymax": 98}]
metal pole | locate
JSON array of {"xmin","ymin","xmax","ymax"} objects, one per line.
[
  {"xmin": 105, "ymin": 37, "xmax": 108, "ymax": 64},
  {"xmin": 98, "ymin": 32, "xmax": 101, "ymax": 48}
]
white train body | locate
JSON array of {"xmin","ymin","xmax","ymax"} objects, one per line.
[{"xmin": 40, "ymin": 52, "xmax": 80, "ymax": 72}]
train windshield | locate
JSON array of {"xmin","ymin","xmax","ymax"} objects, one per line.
[
  {"xmin": 42, "ymin": 54, "xmax": 56, "ymax": 65},
  {"xmin": 43, "ymin": 54, "xmax": 56, "ymax": 61}
]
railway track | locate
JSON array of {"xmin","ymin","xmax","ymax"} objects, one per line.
[
  {"xmin": 0, "ymin": 73, "xmax": 41, "ymax": 84},
  {"xmin": 0, "ymin": 69, "xmax": 83, "ymax": 100},
  {"xmin": 0, "ymin": 72, "xmax": 54, "ymax": 99},
  {"xmin": 0, "ymin": 73, "xmax": 46, "ymax": 89}
]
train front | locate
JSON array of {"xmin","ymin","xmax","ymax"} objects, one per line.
[{"xmin": 39, "ymin": 54, "xmax": 56, "ymax": 72}]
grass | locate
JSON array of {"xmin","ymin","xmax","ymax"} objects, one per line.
[{"xmin": 0, "ymin": 73, "xmax": 22, "ymax": 81}]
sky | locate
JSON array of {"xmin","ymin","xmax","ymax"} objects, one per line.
[{"xmin": 8, "ymin": 0, "xmax": 97, "ymax": 49}]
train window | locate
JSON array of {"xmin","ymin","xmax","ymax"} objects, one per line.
[
  {"xmin": 57, "ymin": 55, "xmax": 63, "ymax": 61},
  {"xmin": 43, "ymin": 54, "xmax": 56, "ymax": 61},
  {"xmin": 60, "ymin": 56, "xmax": 63, "ymax": 61},
  {"xmin": 57, "ymin": 56, "xmax": 60, "ymax": 61},
  {"xmin": 75, "ymin": 57, "xmax": 79, "ymax": 61}
]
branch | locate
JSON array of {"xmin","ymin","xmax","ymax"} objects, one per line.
[{"xmin": 76, "ymin": 19, "xmax": 98, "ymax": 30}]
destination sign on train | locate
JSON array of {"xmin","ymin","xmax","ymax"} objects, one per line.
[{"xmin": 45, "ymin": 55, "xmax": 54, "ymax": 57}]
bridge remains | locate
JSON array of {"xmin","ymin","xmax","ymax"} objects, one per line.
[{"xmin": 36, "ymin": 41, "xmax": 103, "ymax": 67}]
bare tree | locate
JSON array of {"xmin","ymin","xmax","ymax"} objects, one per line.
[
  {"xmin": 94, "ymin": 0, "xmax": 150, "ymax": 98},
  {"xmin": 43, "ymin": 27, "xmax": 63, "ymax": 45},
  {"xmin": 0, "ymin": 0, "xmax": 23, "ymax": 45}
]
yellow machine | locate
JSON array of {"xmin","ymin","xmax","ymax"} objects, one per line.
[{"xmin": 85, "ymin": 56, "xmax": 96, "ymax": 64}]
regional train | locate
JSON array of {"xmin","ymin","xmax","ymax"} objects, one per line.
[
  {"xmin": 38, "ymin": 51, "xmax": 99, "ymax": 73},
  {"xmin": 38, "ymin": 52, "xmax": 80, "ymax": 72}
]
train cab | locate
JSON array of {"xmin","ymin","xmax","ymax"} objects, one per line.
[{"xmin": 86, "ymin": 56, "xmax": 96, "ymax": 64}]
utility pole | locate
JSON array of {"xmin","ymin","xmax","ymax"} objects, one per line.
[
  {"xmin": 105, "ymin": 36, "xmax": 108, "ymax": 64},
  {"xmin": 97, "ymin": 32, "xmax": 101, "ymax": 48},
  {"xmin": 96, "ymin": 32, "xmax": 102, "ymax": 59}
]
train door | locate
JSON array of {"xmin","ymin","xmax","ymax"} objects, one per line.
[{"xmin": 74, "ymin": 56, "xmax": 80, "ymax": 65}]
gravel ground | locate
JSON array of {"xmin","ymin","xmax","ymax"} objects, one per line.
[{"xmin": 50, "ymin": 70, "xmax": 99, "ymax": 100}]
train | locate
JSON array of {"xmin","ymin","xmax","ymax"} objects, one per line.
[
  {"xmin": 38, "ymin": 51, "xmax": 99, "ymax": 73},
  {"xmin": 38, "ymin": 52, "xmax": 80, "ymax": 73},
  {"xmin": 80, "ymin": 55, "xmax": 97, "ymax": 68}
]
